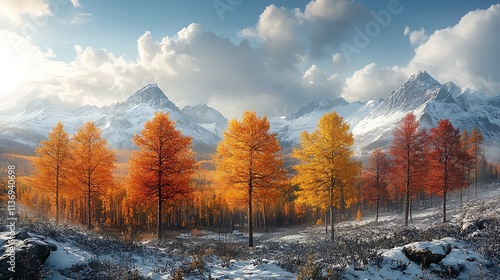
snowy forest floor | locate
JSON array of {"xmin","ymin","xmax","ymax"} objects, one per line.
[{"xmin": 6, "ymin": 183, "xmax": 500, "ymax": 279}]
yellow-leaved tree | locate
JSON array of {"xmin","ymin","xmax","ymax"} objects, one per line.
[
  {"xmin": 31, "ymin": 122, "xmax": 71, "ymax": 224},
  {"xmin": 292, "ymin": 112, "xmax": 360, "ymax": 241},
  {"xmin": 70, "ymin": 121, "xmax": 116, "ymax": 229},
  {"xmin": 128, "ymin": 112, "xmax": 196, "ymax": 239},
  {"xmin": 215, "ymin": 111, "xmax": 287, "ymax": 247}
]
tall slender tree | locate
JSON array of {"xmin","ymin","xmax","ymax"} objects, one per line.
[
  {"xmin": 292, "ymin": 112, "xmax": 360, "ymax": 241},
  {"xmin": 215, "ymin": 111, "xmax": 286, "ymax": 247},
  {"xmin": 71, "ymin": 122, "xmax": 115, "ymax": 229},
  {"xmin": 427, "ymin": 119, "xmax": 466, "ymax": 223},
  {"xmin": 32, "ymin": 122, "xmax": 71, "ymax": 224},
  {"xmin": 389, "ymin": 113, "xmax": 428, "ymax": 226},
  {"xmin": 129, "ymin": 112, "xmax": 196, "ymax": 239},
  {"xmin": 361, "ymin": 148, "xmax": 390, "ymax": 223},
  {"xmin": 469, "ymin": 127, "xmax": 483, "ymax": 197},
  {"xmin": 460, "ymin": 130, "xmax": 473, "ymax": 202}
]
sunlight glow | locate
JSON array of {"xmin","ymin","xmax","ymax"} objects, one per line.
[{"xmin": 0, "ymin": 40, "xmax": 21, "ymax": 97}]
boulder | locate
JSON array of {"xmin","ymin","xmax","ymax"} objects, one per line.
[
  {"xmin": 0, "ymin": 231, "xmax": 57, "ymax": 279},
  {"xmin": 402, "ymin": 241, "xmax": 451, "ymax": 268}
]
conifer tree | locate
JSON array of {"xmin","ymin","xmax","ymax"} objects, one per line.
[
  {"xmin": 71, "ymin": 122, "xmax": 115, "ymax": 229},
  {"xmin": 292, "ymin": 112, "xmax": 360, "ymax": 241},
  {"xmin": 215, "ymin": 111, "xmax": 286, "ymax": 247},
  {"xmin": 129, "ymin": 112, "xmax": 196, "ymax": 239},
  {"xmin": 390, "ymin": 113, "xmax": 428, "ymax": 226},
  {"xmin": 32, "ymin": 122, "xmax": 71, "ymax": 224}
]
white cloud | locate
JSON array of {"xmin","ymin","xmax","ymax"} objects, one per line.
[
  {"xmin": 0, "ymin": 20, "xmax": 342, "ymax": 119},
  {"xmin": 70, "ymin": 0, "xmax": 81, "ymax": 8},
  {"xmin": 295, "ymin": 0, "xmax": 367, "ymax": 55},
  {"xmin": 0, "ymin": 0, "xmax": 51, "ymax": 25},
  {"xmin": 302, "ymin": 64, "xmax": 341, "ymax": 97},
  {"xmin": 342, "ymin": 63, "xmax": 407, "ymax": 102},
  {"xmin": 332, "ymin": 52, "xmax": 344, "ymax": 66},
  {"xmin": 407, "ymin": 4, "xmax": 500, "ymax": 94},
  {"xmin": 239, "ymin": 4, "xmax": 301, "ymax": 68},
  {"xmin": 342, "ymin": 4, "xmax": 500, "ymax": 103},
  {"xmin": 3, "ymin": 2, "xmax": 498, "ymax": 121},
  {"xmin": 403, "ymin": 26, "xmax": 428, "ymax": 45}
]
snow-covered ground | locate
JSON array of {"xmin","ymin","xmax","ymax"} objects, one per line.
[{"xmin": 3, "ymin": 183, "xmax": 499, "ymax": 279}]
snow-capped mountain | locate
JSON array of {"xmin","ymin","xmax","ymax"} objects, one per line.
[
  {"xmin": 0, "ymin": 84, "xmax": 224, "ymax": 151},
  {"xmin": 1, "ymin": 71, "xmax": 499, "ymax": 158},
  {"xmin": 269, "ymin": 98, "xmax": 378, "ymax": 146},
  {"xmin": 182, "ymin": 104, "xmax": 228, "ymax": 138},
  {"xmin": 271, "ymin": 70, "xmax": 500, "ymax": 158}
]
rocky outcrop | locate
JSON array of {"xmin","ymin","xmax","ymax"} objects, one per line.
[{"xmin": 0, "ymin": 231, "xmax": 57, "ymax": 279}]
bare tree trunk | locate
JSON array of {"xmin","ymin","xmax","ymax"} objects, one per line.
[
  {"xmin": 87, "ymin": 184, "xmax": 91, "ymax": 230},
  {"xmin": 330, "ymin": 206, "xmax": 335, "ymax": 242},
  {"xmin": 157, "ymin": 185, "xmax": 162, "ymax": 240},
  {"xmin": 248, "ymin": 180, "xmax": 254, "ymax": 247},
  {"xmin": 443, "ymin": 190, "xmax": 447, "ymax": 223}
]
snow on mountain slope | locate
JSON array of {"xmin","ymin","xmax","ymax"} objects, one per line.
[
  {"xmin": 271, "ymin": 70, "xmax": 500, "ymax": 158},
  {"xmin": 270, "ymin": 98, "xmax": 376, "ymax": 146},
  {"xmin": 182, "ymin": 103, "xmax": 228, "ymax": 138},
  {"xmin": 1, "ymin": 71, "xmax": 499, "ymax": 157},
  {"xmin": 0, "ymin": 84, "xmax": 224, "ymax": 151}
]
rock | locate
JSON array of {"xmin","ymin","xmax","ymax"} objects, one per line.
[
  {"xmin": 0, "ymin": 231, "xmax": 57, "ymax": 279},
  {"xmin": 402, "ymin": 242, "xmax": 451, "ymax": 268},
  {"xmin": 461, "ymin": 218, "xmax": 496, "ymax": 235}
]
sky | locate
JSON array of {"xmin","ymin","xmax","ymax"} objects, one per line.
[{"xmin": 0, "ymin": 0, "xmax": 499, "ymax": 119}]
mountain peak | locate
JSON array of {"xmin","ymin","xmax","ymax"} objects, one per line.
[
  {"xmin": 126, "ymin": 84, "xmax": 179, "ymax": 111},
  {"xmin": 22, "ymin": 98, "xmax": 54, "ymax": 114},
  {"xmin": 182, "ymin": 103, "xmax": 227, "ymax": 125},
  {"xmin": 288, "ymin": 97, "xmax": 348, "ymax": 120},
  {"xmin": 376, "ymin": 71, "xmax": 453, "ymax": 113},
  {"xmin": 408, "ymin": 70, "xmax": 439, "ymax": 85},
  {"xmin": 128, "ymin": 84, "xmax": 166, "ymax": 102}
]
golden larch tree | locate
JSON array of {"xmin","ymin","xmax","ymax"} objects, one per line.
[
  {"xmin": 32, "ymin": 122, "xmax": 71, "ymax": 224},
  {"xmin": 70, "ymin": 121, "xmax": 116, "ymax": 229},
  {"xmin": 128, "ymin": 112, "xmax": 196, "ymax": 239},
  {"xmin": 215, "ymin": 110, "xmax": 286, "ymax": 247},
  {"xmin": 292, "ymin": 112, "xmax": 360, "ymax": 242}
]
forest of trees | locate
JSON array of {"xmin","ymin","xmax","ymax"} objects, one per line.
[{"xmin": 3, "ymin": 111, "xmax": 499, "ymax": 246}]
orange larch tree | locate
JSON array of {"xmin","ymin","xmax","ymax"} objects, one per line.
[
  {"xmin": 70, "ymin": 121, "xmax": 116, "ymax": 229},
  {"xmin": 292, "ymin": 112, "xmax": 360, "ymax": 242},
  {"xmin": 469, "ymin": 127, "xmax": 483, "ymax": 197},
  {"xmin": 214, "ymin": 110, "xmax": 286, "ymax": 247},
  {"xmin": 459, "ymin": 130, "xmax": 473, "ymax": 203},
  {"xmin": 31, "ymin": 122, "xmax": 71, "ymax": 224},
  {"xmin": 128, "ymin": 112, "xmax": 196, "ymax": 239},
  {"xmin": 389, "ymin": 113, "xmax": 428, "ymax": 226},
  {"xmin": 427, "ymin": 119, "xmax": 466, "ymax": 223},
  {"xmin": 361, "ymin": 148, "xmax": 390, "ymax": 223}
]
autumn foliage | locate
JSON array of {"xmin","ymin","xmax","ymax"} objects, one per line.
[
  {"xmin": 361, "ymin": 148, "xmax": 390, "ymax": 223},
  {"xmin": 128, "ymin": 112, "xmax": 196, "ymax": 239},
  {"xmin": 292, "ymin": 112, "xmax": 360, "ymax": 241},
  {"xmin": 214, "ymin": 111, "xmax": 286, "ymax": 247},
  {"xmin": 427, "ymin": 119, "xmax": 467, "ymax": 222},
  {"xmin": 31, "ymin": 122, "xmax": 71, "ymax": 224},
  {"xmin": 22, "ymin": 107, "xmax": 495, "ymax": 238},
  {"xmin": 389, "ymin": 113, "xmax": 428, "ymax": 226},
  {"xmin": 70, "ymin": 121, "xmax": 116, "ymax": 229}
]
